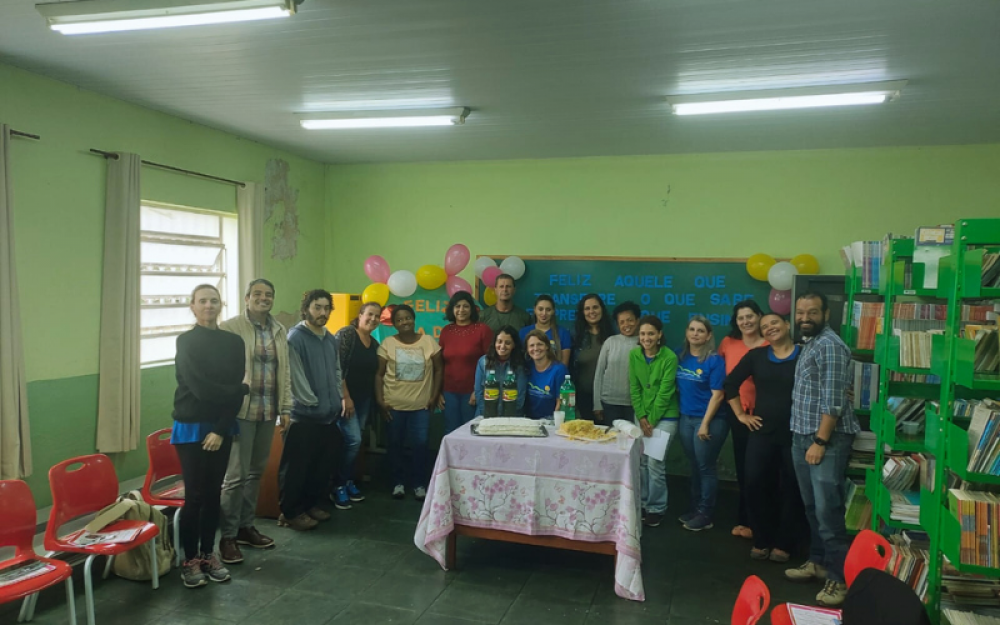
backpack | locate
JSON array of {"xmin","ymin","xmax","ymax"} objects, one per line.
[{"xmin": 87, "ymin": 490, "xmax": 174, "ymax": 580}]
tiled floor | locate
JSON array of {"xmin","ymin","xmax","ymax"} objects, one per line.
[{"xmin": 7, "ymin": 475, "xmax": 824, "ymax": 625}]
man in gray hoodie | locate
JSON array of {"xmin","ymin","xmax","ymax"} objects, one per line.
[{"xmin": 278, "ymin": 289, "xmax": 347, "ymax": 531}]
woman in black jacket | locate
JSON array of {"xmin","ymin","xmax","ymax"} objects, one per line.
[{"xmin": 172, "ymin": 284, "xmax": 249, "ymax": 588}]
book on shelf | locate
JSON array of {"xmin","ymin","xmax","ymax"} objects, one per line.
[
  {"xmin": 883, "ymin": 454, "xmax": 929, "ymax": 491},
  {"xmin": 969, "ymin": 327, "xmax": 999, "ymax": 374},
  {"xmin": 984, "ymin": 253, "xmax": 1000, "ymax": 289},
  {"xmin": 948, "ymin": 489, "xmax": 1000, "ymax": 568},
  {"xmin": 888, "ymin": 532, "xmax": 931, "ymax": 601},
  {"xmin": 889, "ymin": 372, "xmax": 941, "ymax": 384},
  {"xmin": 889, "ymin": 489, "xmax": 921, "ymax": 525},
  {"xmin": 845, "ymin": 478, "xmax": 872, "ymax": 531},
  {"xmin": 967, "ymin": 400, "xmax": 1000, "ymax": 475},
  {"xmin": 847, "ymin": 239, "xmax": 886, "ymax": 291},
  {"xmin": 896, "ymin": 329, "xmax": 942, "ymax": 369},
  {"xmin": 0, "ymin": 560, "xmax": 57, "ymax": 588},
  {"xmin": 886, "ymin": 397, "xmax": 927, "ymax": 432},
  {"xmin": 955, "ymin": 399, "xmax": 988, "ymax": 419},
  {"xmin": 942, "ymin": 609, "xmax": 1000, "ymax": 625},
  {"xmin": 851, "ymin": 301, "xmax": 883, "ymax": 350},
  {"xmin": 852, "ymin": 361, "xmax": 880, "ymax": 410}
]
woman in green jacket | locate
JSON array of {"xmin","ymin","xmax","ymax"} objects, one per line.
[{"xmin": 628, "ymin": 315, "xmax": 679, "ymax": 528}]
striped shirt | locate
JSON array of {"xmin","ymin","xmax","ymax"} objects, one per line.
[
  {"xmin": 246, "ymin": 314, "xmax": 278, "ymax": 422},
  {"xmin": 791, "ymin": 326, "xmax": 859, "ymax": 435}
]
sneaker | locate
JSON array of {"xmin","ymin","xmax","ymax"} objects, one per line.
[
  {"xmin": 392, "ymin": 484, "xmax": 405, "ymax": 499},
  {"xmin": 345, "ymin": 480, "xmax": 365, "ymax": 502},
  {"xmin": 307, "ymin": 507, "xmax": 331, "ymax": 521},
  {"xmin": 278, "ymin": 513, "xmax": 318, "ymax": 531},
  {"xmin": 683, "ymin": 514, "xmax": 714, "ymax": 532},
  {"xmin": 769, "ymin": 549, "xmax": 791, "ymax": 563},
  {"xmin": 331, "ymin": 487, "xmax": 352, "ymax": 510},
  {"xmin": 677, "ymin": 511, "xmax": 698, "ymax": 525},
  {"xmin": 219, "ymin": 537, "xmax": 243, "ymax": 564},
  {"xmin": 644, "ymin": 512, "xmax": 663, "ymax": 527},
  {"xmin": 236, "ymin": 526, "xmax": 275, "ymax": 550},
  {"xmin": 414, "ymin": 487, "xmax": 427, "ymax": 500},
  {"xmin": 200, "ymin": 552, "xmax": 231, "ymax": 583},
  {"xmin": 816, "ymin": 579, "xmax": 848, "ymax": 607},
  {"xmin": 181, "ymin": 558, "xmax": 207, "ymax": 588},
  {"xmin": 785, "ymin": 561, "xmax": 828, "ymax": 583}
]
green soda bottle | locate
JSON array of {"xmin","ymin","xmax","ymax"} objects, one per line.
[{"xmin": 559, "ymin": 375, "xmax": 576, "ymax": 421}]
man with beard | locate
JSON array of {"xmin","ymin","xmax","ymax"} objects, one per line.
[
  {"xmin": 278, "ymin": 289, "xmax": 346, "ymax": 531},
  {"xmin": 784, "ymin": 292, "xmax": 858, "ymax": 608}
]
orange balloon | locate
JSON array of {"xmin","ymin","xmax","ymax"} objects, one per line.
[{"xmin": 483, "ymin": 287, "xmax": 497, "ymax": 307}]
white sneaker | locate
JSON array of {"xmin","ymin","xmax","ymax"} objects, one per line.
[
  {"xmin": 414, "ymin": 487, "xmax": 427, "ymax": 500},
  {"xmin": 392, "ymin": 484, "xmax": 405, "ymax": 499}
]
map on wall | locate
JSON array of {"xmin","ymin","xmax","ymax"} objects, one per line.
[{"xmin": 264, "ymin": 158, "xmax": 300, "ymax": 260}]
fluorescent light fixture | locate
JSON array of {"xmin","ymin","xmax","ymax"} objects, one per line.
[
  {"xmin": 36, "ymin": 0, "xmax": 296, "ymax": 35},
  {"xmin": 297, "ymin": 108, "xmax": 470, "ymax": 130},
  {"xmin": 666, "ymin": 81, "xmax": 906, "ymax": 116}
]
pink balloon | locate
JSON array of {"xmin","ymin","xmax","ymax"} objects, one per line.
[
  {"xmin": 481, "ymin": 266, "xmax": 502, "ymax": 289},
  {"xmin": 363, "ymin": 255, "xmax": 390, "ymax": 284},
  {"xmin": 444, "ymin": 244, "xmax": 471, "ymax": 276},
  {"xmin": 446, "ymin": 275, "xmax": 473, "ymax": 298},
  {"xmin": 769, "ymin": 288, "xmax": 792, "ymax": 316}
]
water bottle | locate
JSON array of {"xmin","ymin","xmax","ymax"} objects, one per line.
[
  {"xmin": 501, "ymin": 369, "xmax": 518, "ymax": 416},
  {"xmin": 559, "ymin": 375, "xmax": 576, "ymax": 421},
  {"xmin": 483, "ymin": 369, "xmax": 499, "ymax": 418}
]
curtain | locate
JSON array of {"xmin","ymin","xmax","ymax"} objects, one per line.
[
  {"xmin": 237, "ymin": 181, "xmax": 264, "ymax": 311},
  {"xmin": 96, "ymin": 153, "xmax": 142, "ymax": 453},
  {"xmin": 0, "ymin": 125, "xmax": 32, "ymax": 478}
]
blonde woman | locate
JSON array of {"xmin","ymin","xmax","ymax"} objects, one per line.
[{"xmin": 524, "ymin": 329, "xmax": 569, "ymax": 419}]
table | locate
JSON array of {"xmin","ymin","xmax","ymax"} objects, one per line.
[{"xmin": 414, "ymin": 423, "xmax": 645, "ymax": 601}]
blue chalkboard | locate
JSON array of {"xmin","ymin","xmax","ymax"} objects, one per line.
[{"xmin": 481, "ymin": 256, "xmax": 772, "ymax": 350}]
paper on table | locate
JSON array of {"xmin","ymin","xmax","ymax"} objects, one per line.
[
  {"xmin": 642, "ymin": 429, "xmax": 670, "ymax": 461},
  {"xmin": 788, "ymin": 604, "xmax": 842, "ymax": 625}
]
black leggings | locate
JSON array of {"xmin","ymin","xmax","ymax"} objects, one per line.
[
  {"xmin": 730, "ymin": 415, "xmax": 750, "ymax": 527},
  {"xmin": 175, "ymin": 438, "xmax": 233, "ymax": 560},
  {"xmin": 744, "ymin": 433, "xmax": 805, "ymax": 553}
]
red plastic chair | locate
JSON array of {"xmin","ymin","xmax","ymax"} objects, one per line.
[
  {"xmin": 141, "ymin": 428, "xmax": 184, "ymax": 566},
  {"xmin": 45, "ymin": 454, "xmax": 160, "ymax": 625},
  {"xmin": 733, "ymin": 575, "xmax": 770, "ymax": 625},
  {"xmin": 844, "ymin": 529, "xmax": 892, "ymax": 587},
  {"xmin": 0, "ymin": 480, "xmax": 76, "ymax": 625}
]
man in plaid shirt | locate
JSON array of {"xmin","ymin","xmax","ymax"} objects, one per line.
[{"xmin": 785, "ymin": 292, "xmax": 859, "ymax": 608}]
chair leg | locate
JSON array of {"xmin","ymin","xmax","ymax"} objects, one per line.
[
  {"xmin": 83, "ymin": 554, "xmax": 97, "ymax": 625},
  {"xmin": 26, "ymin": 593, "xmax": 40, "ymax": 620},
  {"xmin": 174, "ymin": 508, "xmax": 182, "ymax": 567},
  {"xmin": 17, "ymin": 594, "xmax": 32, "ymax": 622},
  {"xmin": 150, "ymin": 536, "xmax": 160, "ymax": 590},
  {"xmin": 101, "ymin": 555, "xmax": 114, "ymax": 580},
  {"xmin": 65, "ymin": 577, "xmax": 78, "ymax": 625}
]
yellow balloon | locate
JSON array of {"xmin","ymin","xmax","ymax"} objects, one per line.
[
  {"xmin": 746, "ymin": 253, "xmax": 776, "ymax": 282},
  {"xmin": 483, "ymin": 287, "xmax": 497, "ymax": 307},
  {"xmin": 791, "ymin": 253, "xmax": 820, "ymax": 275},
  {"xmin": 361, "ymin": 283, "xmax": 389, "ymax": 306},
  {"xmin": 416, "ymin": 265, "xmax": 447, "ymax": 290}
]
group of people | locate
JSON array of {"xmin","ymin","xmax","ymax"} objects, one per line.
[{"xmin": 170, "ymin": 272, "xmax": 859, "ymax": 607}]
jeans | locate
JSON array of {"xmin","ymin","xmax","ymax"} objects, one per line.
[
  {"xmin": 279, "ymin": 420, "xmax": 341, "ymax": 519},
  {"xmin": 678, "ymin": 414, "xmax": 731, "ymax": 518},
  {"xmin": 602, "ymin": 403, "xmax": 635, "ymax": 424},
  {"xmin": 220, "ymin": 418, "xmax": 276, "ymax": 538},
  {"xmin": 443, "ymin": 392, "xmax": 476, "ymax": 434},
  {"xmin": 791, "ymin": 431, "xmax": 854, "ymax": 583},
  {"xmin": 336, "ymin": 397, "xmax": 370, "ymax": 486},
  {"xmin": 388, "ymin": 409, "xmax": 430, "ymax": 489},
  {"xmin": 639, "ymin": 419, "xmax": 678, "ymax": 514},
  {"xmin": 175, "ymin": 437, "xmax": 233, "ymax": 560},
  {"xmin": 745, "ymin": 433, "xmax": 805, "ymax": 553}
]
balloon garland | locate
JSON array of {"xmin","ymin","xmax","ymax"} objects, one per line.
[{"xmin": 745, "ymin": 253, "xmax": 821, "ymax": 315}]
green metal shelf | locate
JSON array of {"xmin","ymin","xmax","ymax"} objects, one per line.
[
  {"xmin": 941, "ymin": 505, "xmax": 1000, "ymax": 577},
  {"xmin": 945, "ymin": 420, "xmax": 1000, "ymax": 485}
]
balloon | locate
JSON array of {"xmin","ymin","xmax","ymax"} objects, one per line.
[
  {"xmin": 791, "ymin": 253, "xmax": 820, "ymax": 275},
  {"xmin": 746, "ymin": 253, "xmax": 776, "ymax": 282},
  {"xmin": 474, "ymin": 256, "xmax": 497, "ymax": 279},
  {"xmin": 768, "ymin": 261, "xmax": 799, "ymax": 291},
  {"xmin": 444, "ymin": 244, "xmax": 471, "ymax": 276},
  {"xmin": 416, "ymin": 264, "xmax": 447, "ymax": 290},
  {"xmin": 361, "ymin": 283, "xmax": 389, "ymax": 306},
  {"xmin": 446, "ymin": 275, "xmax": 473, "ymax": 298},
  {"xmin": 483, "ymin": 287, "xmax": 497, "ymax": 307},
  {"xmin": 769, "ymin": 289, "xmax": 792, "ymax": 316},
  {"xmin": 363, "ymin": 255, "xmax": 390, "ymax": 284},
  {"xmin": 499, "ymin": 256, "xmax": 526, "ymax": 280},
  {"xmin": 481, "ymin": 266, "xmax": 502, "ymax": 289},
  {"xmin": 387, "ymin": 270, "xmax": 417, "ymax": 297}
]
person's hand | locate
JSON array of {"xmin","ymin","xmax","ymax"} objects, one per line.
[
  {"xmin": 202, "ymin": 432, "xmax": 223, "ymax": 451},
  {"xmin": 467, "ymin": 394, "xmax": 477, "ymax": 407},
  {"xmin": 698, "ymin": 422, "xmax": 711, "ymax": 441},
  {"xmin": 639, "ymin": 417, "xmax": 653, "ymax": 438},
  {"xmin": 593, "ymin": 409, "xmax": 604, "ymax": 422},
  {"xmin": 379, "ymin": 402, "xmax": 393, "ymax": 422},
  {"xmin": 806, "ymin": 443, "xmax": 826, "ymax": 465},
  {"xmin": 342, "ymin": 398, "xmax": 354, "ymax": 419},
  {"xmin": 737, "ymin": 413, "xmax": 763, "ymax": 432},
  {"xmin": 432, "ymin": 394, "xmax": 445, "ymax": 411},
  {"xmin": 846, "ymin": 387, "xmax": 855, "ymax": 404},
  {"xmin": 277, "ymin": 414, "xmax": 289, "ymax": 432}
]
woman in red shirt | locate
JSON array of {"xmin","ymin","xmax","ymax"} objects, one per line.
[
  {"xmin": 717, "ymin": 299, "xmax": 767, "ymax": 540},
  {"xmin": 439, "ymin": 291, "xmax": 494, "ymax": 433}
]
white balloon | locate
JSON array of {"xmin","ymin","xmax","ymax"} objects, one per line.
[
  {"xmin": 473, "ymin": 256, "xmax": 497, "ymax": 279},
  {"xmin": 767, "ymin": 261, "xmax": 799, "ymax": 291},
  {"xmin": 387, "ymin": 270, "xmax": 417, "ymax": 297},
  {"xmin": 499, "ymin": 256, "xmax": 526, "ymax": 280}
]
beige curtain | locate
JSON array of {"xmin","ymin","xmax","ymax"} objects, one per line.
[
  {"xmin": 96, "ymin": 153, "xmax": 142, "ymax": 453},
  {"xmin": 237, "ymin": 181, "xmax": 264, "ymax": 311},
  {"xmin": 0, "ymin": 125, "xmax": 32, "ymax": 478}
]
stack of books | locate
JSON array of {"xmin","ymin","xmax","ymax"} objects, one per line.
[
  {"xmin": 984, "ymin": 253, "xmax": 1000, "ymax": 289},
  {"xmin": 942, "ymin": 610, "xmax": 1000, "ymax": 625},
  {"xmin": 883, "ymin": 453, "xmax": 929, "ymax": 491},
  {"xmin": 956, "ymin": 399, "xmax": 986, "ymax": 419},
  {"xmin": 889, "ymin": 371, "xmax": 941, "ymax": 384},
  {"xmin": 968, "ymin": 326, "xmax": 999, "ymax": 374},
  {"xmin": 886, "ymin": 397, "xmax": 927, "ymax": 433},
  {"xmin": 942, "ymin": 555, "xmax": 1000, "ymax": 614},
  {"xmin": 887, "ymin": 531, "xmax": 931, "ymax": 601},
  {"xmin": 897, "ymin": 329, "xmax": 943, "ymax": 369},
  {"xmin": 890, "ymin": 490, "xmax": 922, "ymax": 525},
  {"xmin": 845, "ymin": 478, "xmax": 872, "ymax": 531},
  {"xmin": 949, "ymin": 489, "xmax": 1000, "ymax": 567},
  {"xmin": 966, "ymin": 400, "xmax": 1000, "ymax": 476},
  {"xmin": 852, "ymin": 361, "xmax": 880, "ymax": 410},
  {"xmin": 850, "ymin": 431, "xmax": 879, "ymax": 470},
  {"xmin": 850, "ymin": 301, "xmax": 884, "ymax": 350}
]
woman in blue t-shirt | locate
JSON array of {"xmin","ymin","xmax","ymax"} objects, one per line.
[
  {"xmin": 524, "ymin": 329, "xmax": 570, "ymax": 418},
  {"xmin": 519, "ymin": 295, "xmax": 573, "ymax": 367},
  {"xmin": 675, "ymin": 315, "xmax": 729, "ymax": 532}
]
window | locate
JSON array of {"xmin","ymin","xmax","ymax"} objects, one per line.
[{"xmin": 140, "ymin": 203, "xmax": 239, "ymax": 366}]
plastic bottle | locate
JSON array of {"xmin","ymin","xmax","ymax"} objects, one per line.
[
  {"xmin": 483, "ymin": 369, "xmax": 499, "ymax": 418},
  {"xmin": 559, "ymin": 375, "xmax": 576, "ymax": 421},
  {"xmin": 501, "ymin": 369, "xmax": 518, "ymax": 416}
]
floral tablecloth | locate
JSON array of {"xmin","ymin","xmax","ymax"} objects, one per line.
[{"xmin": 414, "ymin": 424, "xmax": 644, "ymax": 601}]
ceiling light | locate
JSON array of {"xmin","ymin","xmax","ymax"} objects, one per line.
[
  {"xmin": 36, "ymin": 0, "xmax": 296, "ymax": 35},
  {"xmin": 297, "ymin": 108, "xmax": 470, "ymax": 130},
  {"xmin": 666, "ymin": 81, "xmax": 906, "ymax": 116}
]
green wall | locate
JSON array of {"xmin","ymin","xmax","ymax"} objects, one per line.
[{"xmin": 1, "ymin": 62, "xmax": 327, "ymax": 504}]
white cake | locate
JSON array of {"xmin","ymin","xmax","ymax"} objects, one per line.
[{"xmin": 476, "ymin": 417, "xmax": 541, "ymax": 436}]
